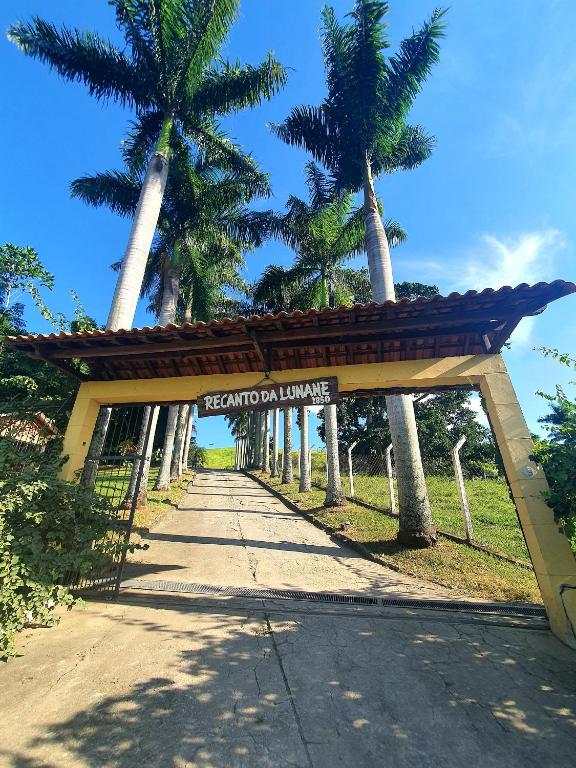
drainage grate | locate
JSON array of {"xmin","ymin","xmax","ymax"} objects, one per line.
[
  {"xmin": 378, "ymin": 597, "xmax": 546, "ymax": 618},
  {"xmin": 120, "ymin": 579, "xmax": 546, "ymax": 618},
  {"xmin": 121, "ymin": 579, "xmax": 378, "ymax": 605}
]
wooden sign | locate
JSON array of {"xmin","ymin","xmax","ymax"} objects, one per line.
[{"xmin": 197, "ymin": 377, "xmax": 339, "ymax": 418}]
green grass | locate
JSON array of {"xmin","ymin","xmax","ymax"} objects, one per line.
[
  {"xmin": 256, "ymin": 472, "xmax": 541, "ymax": 604},
  {"xmin": 305, "ymin": 452, "xmax": 530, "ymax": 563},
  {"xmin": 201, "ymin": 446, "xmax": 236, "ymax": 469},
  {"xmin": 94, "ymin": 465, "xmax": 192, "ymax": 533}
]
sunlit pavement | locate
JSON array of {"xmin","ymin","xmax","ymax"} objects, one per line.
[{"xmin": 1, "ymin": 470, "xmax": 575, "ymax": 767}]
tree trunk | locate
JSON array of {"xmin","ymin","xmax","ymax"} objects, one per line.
[
  {"xmin": 81, "ymin": 118, "xmax": 173, "ymax": 488},
  {"xmin": 154, "ymin": 405, "xmax": 178, "ymax": 490},
  {"xmin": 323, "ymin": 403, "xmax": 344, "ymax": 506},
  {"xmin": 122, "ymin": 405, "xmax": 152, "ymax": 508},
  {"xmin": 80, "ymin": 406, "xmax": 111, "ymax": 487},
  {"xmin": 171, "ymin": 404, "xmax": 189, "ymax": 480},
  {"xmin": 282, "ymin": 408, "xmax": 293, "ymax": 483},
  {"xmin": 106, "ymin": 116, "xmax": 172, "ymax": 331},
  {"xmin": 134, "ymin": 406, "xmax": 160, "ymax": 507},
  {"xmin": 299, "ymin": 406, "xmax": 311, "ymax": 493},
  {"xmin": 254, "ymin": 411, "xmax": 263, "ymax": 469},
  {"xmin": 263, "ymin": 410, "xmax": 271, "ymax": 473},
  {"xmin": 182, "ymin": 404, "xmax": 195, "ymax": 470},
  {"xmin": 363, "ymin": 156, "xmax": 436, "ymax": 547},
  {"xmin": 271, "ymin": 408, "xmax": 279, "ymax": 477}
]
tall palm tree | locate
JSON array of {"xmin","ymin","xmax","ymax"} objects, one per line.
[
  {"xmin": 73, "ymin": 146, "xmax": 271, "ymax": 494},
  {"xmin": 10, "ymin": 0, "xmax": 286, "ymax": 332},
  {"xmin": 272, "ymin": 0, "xmax": 446, "ymax": 546},
  {"xmin": 253, "ymin": 162, "xmax": 405, "ymax": 506}
]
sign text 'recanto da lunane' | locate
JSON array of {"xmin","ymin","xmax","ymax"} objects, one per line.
[{"xmin": 197, "ymin": 377, "xmax": 339, "ymax": 418}]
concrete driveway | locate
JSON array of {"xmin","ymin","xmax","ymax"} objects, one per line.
[{"xmin": 1, "ymin": 470, "xmax": 575, "ymax": 767}]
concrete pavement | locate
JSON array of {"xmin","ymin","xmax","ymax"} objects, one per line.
[
  {"xmin": 124, "ymin": 469, "xmax": 470, "ymax": 600},
  {"xmin": 1, "ymin": 469, "xmax": 575, "ymax": 767}
]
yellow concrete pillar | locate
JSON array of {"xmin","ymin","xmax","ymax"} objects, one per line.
[
  {"xmin": 480, "ymin": 358, "xmax": 576, "ymax": 647},
  {"xmin": 60, "ymin": 385, "xmax": 100, "ymax": 482}
]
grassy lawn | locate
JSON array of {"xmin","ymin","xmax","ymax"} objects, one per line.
[
  {"xmin": 201, "ymin": 446, "xmax": 236, "ymax": 469},
  {"xmin": 256, "ymin": 472, "xmax": 541, "ymax": 604},
  {"xmin": 305, "ymin": 452, "xmax": 530, "ymax": 563},
  {"xmin": 95, "ymin": 465, "xmax": 192, "ymax": 533}
]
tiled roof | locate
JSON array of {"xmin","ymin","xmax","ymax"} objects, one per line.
[{"xmin": 5, "ymin": 280, "xmax": 575, "ymax": 381}]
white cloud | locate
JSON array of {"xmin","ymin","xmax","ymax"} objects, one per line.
[
  {"xmin": 455, "ymin": 229, "xmax": 565, "ymax": 293},
  {"xmin": 451, "ymin": 228, "xmax": 566, "ymax": 349}
]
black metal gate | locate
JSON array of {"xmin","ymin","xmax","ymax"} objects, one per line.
[{"xmin": 70, "ymin": 403, "xmax": 157, "ymax": 595}]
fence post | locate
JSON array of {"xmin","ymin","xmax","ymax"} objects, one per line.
[
  {"xmin": 452, "ymin": 435, "xmax": 474, "ymax": 543},
  {"xmin": 347, "ymin": 441, "xmax": 358, "ymax": 497},
  {"xmin": 386, "ymin": 443, "xmax": 396, "ymax": 515}
]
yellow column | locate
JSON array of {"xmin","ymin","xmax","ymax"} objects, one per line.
[
  {"xmin": 480, "ymin": 358, "xmax": 576, "ymax": 647},
  {"xmin": 59, "ymin": 384, "xmax": 100, "ymax": 482}
]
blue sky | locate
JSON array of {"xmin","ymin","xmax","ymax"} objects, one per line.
[{"xmin": 1, "ymin": 0, "xmax": 575, "ymax": 448}]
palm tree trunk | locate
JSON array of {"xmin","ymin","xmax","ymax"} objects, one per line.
[
  {"xmin": 317, "ymin": 277, "xmax": 344, "ymax": 506},
  {"xmin": 282, "ymin": 408, "xmax": 294, "ymax": 483},
  {"xmin": 134, "ymin": 406, "xmax": 160, "ymax": 507},
  {"xmin": 299, "ymin": 406, "xmax": 311, "ymax": 493},
  {"xmin": 363, "ymin": 156, "xmax": 435, "ymax": 547},
  {"xmin": 254, "ymin": 411, "xmax": 263, "ymax": 469},
  {"xmin": 153, "ymin": 259, "xmax": 182, "ymax": 489},
  {"xmin": 323, "ymin": 404, "xmax": 344, "ymax": 505},
  {"xmin": 182, "ymin": 404, "xmax": 195, "ymax": 470},
  {"xmin": 80, "ymin": 407, "xmax": 111, "ymax": 487},
  {"xmin": 106, "ymin": 115, "xmax": 173, "ymax": 332},
  {"xmin": 263, "ymin": 410, "xmax": 271, "ymax": 473},
  {"xmin": 271, "ymin": 408, "xmax": 280, "ymax": 477},
  {"xmin": 171, "ymin": 404, "xmax": 189, "ymax": 480},
  {"xmin": 154, "ymin": 406, "xmax": 178, "ymax": 490},
  {"xmin": 81, "ymin": 118, "xmax": 173, "ymax": 488},
  {"xmin": 122, "ymin": 406, "xmax": 151, "ymax": 506}
]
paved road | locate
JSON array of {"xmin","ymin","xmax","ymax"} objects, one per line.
[
  {"xmin": 124, "ymin": 469, "xmax": 468, "ymax": 600},
  {"xmin": 1, "ymin": 470, "xmax": 575, "ymax": 768}
]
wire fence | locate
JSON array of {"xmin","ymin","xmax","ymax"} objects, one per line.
[{"xmin": 255, "ymin": 403, "xmax": 531, "ymax": 566}]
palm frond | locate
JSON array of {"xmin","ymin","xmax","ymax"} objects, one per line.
[
  {"xmin": 178, "ymin": 0, "xmax": 239, "ymax": 96},
  {"xmin": 70, "ymin": 170, "xmax": 141, "ymax": 217},
  {"xmin": 383, "ymin": 218, "xmax": 407, "ymax": 247},
  {"xmin": 190, "ymin": 53, "xmax": 287, "ymax": 115},
  {"xmin": 121, "ymin": 111, "xmax": 165, "ymax": 174},
  {"xmin": 384, "ymin": 7, "xmax": 447, "ymax": 123},
  {"xmin": 304, "ymin": 162, "xmax": 335, "ymax": 209},
  {"xmin": 252, "ymin": 264, "xmax": 310, "ymax": 313},
  {"xmin": 8, "ymin": 17, "xmax": 154, "ymax": 108},
  {"xmin": 271, "ymin": 105, "xmax": 337, "ymax": 169},
  {"xmin": 376, "ymin": 123, "xmax": 435, "ymax": 173}
]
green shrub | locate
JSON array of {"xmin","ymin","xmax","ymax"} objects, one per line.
[
  {"xmin": 532, "ymin": 386, "xmax": 576, "ymax": 548},
  {"xmin": 0, "ymin": 437, "xmax": 127, "ymax": 659}
]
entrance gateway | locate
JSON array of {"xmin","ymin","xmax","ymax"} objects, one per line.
[{"xmin": 7, "ymin": 280, "xmax": 576, "ymax": 647}]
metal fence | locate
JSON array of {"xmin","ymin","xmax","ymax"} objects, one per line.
[
  {"xmin": 70, "ymin": 403, "xmax": 156, "ymax": 593},
  {"xmin": 247, "ymin": 401, "xmax": 530, "ymax": 566}
]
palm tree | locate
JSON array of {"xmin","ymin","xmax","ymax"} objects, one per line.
[
  {"xmin": 253, "ymin": 162, "xmax": 405, "ymax": 506},
  {"xmin": 73, "ymin": 146, "xmax": 271, "ymax": 494},
  {"xmin": 282, "ymin": 408, "xmax": 293, "ymax": 484},
  {"xmin": 9, "ymin": 0, "xmax": 286, "ymax": 332},
  {"xmin": 272, "ymin": 1, "xmax": 446, "ymax": 546}
]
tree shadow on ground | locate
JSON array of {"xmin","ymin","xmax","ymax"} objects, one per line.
[{"xmin": 3, "ymin": 594, "xmax": 576, "ymax": 768}]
